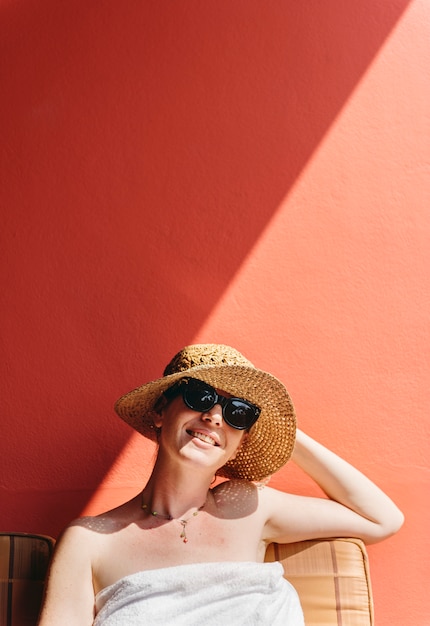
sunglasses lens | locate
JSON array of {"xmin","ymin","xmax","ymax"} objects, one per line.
[
  {"xmin": 184, "ymin": 383, "xmax": 216, "ymax": 412},
  {"xmin": 224, "ymin": 400, "xmax": 259, "ymax": 430}
]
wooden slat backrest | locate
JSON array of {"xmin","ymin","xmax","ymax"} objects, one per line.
[{"xmin": 0, "ymin": 533, "xmax": 54, "ymax": 626}]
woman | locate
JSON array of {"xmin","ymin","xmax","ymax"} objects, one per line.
[{"xmin": 38, "ymin": 344, "xmax": 404, "ymax": 625}]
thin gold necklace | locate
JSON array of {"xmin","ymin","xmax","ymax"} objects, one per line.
[{"xmin": 141, "ymin": 494, "xmax": 206, "ymax": 543}]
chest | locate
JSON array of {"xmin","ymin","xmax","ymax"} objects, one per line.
[{"xmin": 93, "ymin": 512, "xmax": 265, "ymax": 594}]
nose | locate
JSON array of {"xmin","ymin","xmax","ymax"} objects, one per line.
[{"xmin": 202, "ymin": 404, "xmax": 223, "ymax": 427}]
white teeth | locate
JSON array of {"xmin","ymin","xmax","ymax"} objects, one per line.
[{"xmin": 188, "ymin": 430, "xmax": 218, "ymax": 446}]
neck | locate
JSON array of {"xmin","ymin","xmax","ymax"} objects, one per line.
[{"xmin": 141, "ymin": 458, "xmax": 215, "ymax": 520}]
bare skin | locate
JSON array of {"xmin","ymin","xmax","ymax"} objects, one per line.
[{"xmin": 38, "ymin": 393, "xmax": 404, "ymax": 626}]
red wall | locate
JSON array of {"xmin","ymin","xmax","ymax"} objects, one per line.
[{"xmin": 1, "ymin": 1, "xmax": 428, "ymax": 624}]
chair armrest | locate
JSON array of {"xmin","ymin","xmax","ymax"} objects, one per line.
[{"xmin": 265, "ymin": 538, "xmax": 374, "ymax": 626}]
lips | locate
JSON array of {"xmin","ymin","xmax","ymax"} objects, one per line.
[{"xmin": 186, "ymin": 430, "xmax": 220, "ymax": 446}]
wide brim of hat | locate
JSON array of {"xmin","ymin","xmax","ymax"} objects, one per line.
[{"xmin": 114, "ymin": 364, "xmax": 296, "ymax": 481}]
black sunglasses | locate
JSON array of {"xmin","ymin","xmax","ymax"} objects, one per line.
[{"xmin": 164, "ymin": 378, "xmax": 261, "ymax": 430}]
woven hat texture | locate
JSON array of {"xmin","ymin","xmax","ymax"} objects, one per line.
[{"xmin": 114, "ymin": 344, "xmax": 296, "ymax": 481}]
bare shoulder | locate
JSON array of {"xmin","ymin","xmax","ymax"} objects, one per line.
[
  {"xmin": 39, "ymin": 518, "xmax": 103, "ymax": 626},
  {"xmin": 212, "ymin": 480, "xmax": 294, "ymax": 502},
  {"xmin": 211, "ymin": 479, "xmax": 262, "ymax": 518},
  {"xmin": 212, "ymin": 478, "xmax": 259, "ymax": 500},
  {"xmin": 55, "ymin": 496, "xmax": 141, "ymax": 553},
  {"xmin": 51, "ymin": 518, "xmax": 104, "ymax": 566},
  {"xmin": 39, "ymin": 498, "xmax": 142, "ymax": 625}
]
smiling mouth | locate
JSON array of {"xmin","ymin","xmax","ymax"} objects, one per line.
[{"xmin": 186, "ymin": 430, "xmax": 220, "ymax": 446}]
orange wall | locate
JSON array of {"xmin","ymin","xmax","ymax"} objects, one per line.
[{"xmin": 1, "ymin": 1, "xmax": 428, "ymax": 624}]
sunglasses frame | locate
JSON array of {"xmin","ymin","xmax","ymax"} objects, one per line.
[{"xmin": 164, "ymin": 377, "xmax": 261, "ymax": 430}]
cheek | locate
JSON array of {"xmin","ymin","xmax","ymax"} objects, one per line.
[
  {"xmin": 227, "ymin": 431, "xmax": 247, "ymax": 459},
  {"xmin": 158, "ymin": 396, "xmax": 187, "ymax": 426}
]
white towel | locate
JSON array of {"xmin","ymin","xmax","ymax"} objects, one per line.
[{"xmin": 94, "ymin": 561, "xmax": 304, "ymax": 625}]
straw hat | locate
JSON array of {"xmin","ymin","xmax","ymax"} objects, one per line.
[{"xmin": 114, "ymin": 344, "xmax": 296, "ymax": 481}]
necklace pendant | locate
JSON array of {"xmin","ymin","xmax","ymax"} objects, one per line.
[
  {"xmin": 180, "ymin": 520, "xmax": 188, "ymax": 543},
  {"xmin": 142, "ymin": 493, "xmax": 205, "ymax": 543}
]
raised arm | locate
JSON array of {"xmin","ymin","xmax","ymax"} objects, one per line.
[{"xmin": 262, "ymin": 429, "xmax": 404, "ymax": 545}]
